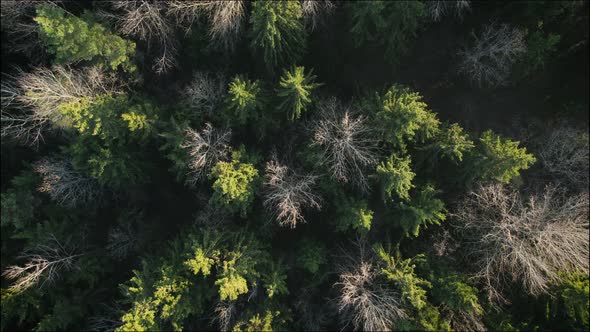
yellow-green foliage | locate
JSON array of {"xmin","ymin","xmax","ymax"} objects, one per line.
[
  {"xmin": 225, "ymin": 75, "xmax": 264, "ymax": 125},
  {"xmin": 335, "ymin": 196, "xmax": 374, "ymax": 234},
  {"xmin": 233, "ymin": 310, "xmax": 281, "ymax": 332},
  {"xmin": 475, "ymin": 130, "xmax": 536, "ymax": 183},
  {"xmin": 118, "ymin": 300, "xmax": 158, "ymax": 332},
  {"xmin": 262, "ymin": 262, "xmax": 289, "ymax": 298},
  {"xmin": 209, "ymin": 160, "xmax": 259, "ymax": 217},
  {"xmin": 375, "ymin": 244, "xmax": 431, "ymax": 310},
  {"xmin": 374, "ymin": 84, "xmax": 440, "ymax": 150},
  {"xmin": 184, "ymin": 248, "xmax": 216, "ymax": 276},
  {"xmin": 35, "ymin": 4, "xmax": 135, "ymax": 71},
  {"xmin": 215, "ymin": 258, "xmax": 250, "ymax": 301},
  {"xmin": 376, "ymin": 154, "xmax": 415, "ymax": 202},
  {"xmin": 431, "ymin": 123, "xmax": 475, "ymax": 163},
  {"xmin": 397, "ymin": 184, "xmax": 446, "ymax": 237},
  {"xmin": 249, "ymin": 0, "xmax": 306, "ymax": 70},
  {"xmin": 277, "ymin": 66, "xmax": 321, "ymax": 121}
]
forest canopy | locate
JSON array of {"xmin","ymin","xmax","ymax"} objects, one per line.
[{"xmin": 1, "ymin": 1, "xmax": 588, "ymax": 331}]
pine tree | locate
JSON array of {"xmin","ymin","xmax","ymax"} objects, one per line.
[
  {"xmin": 277, "ymin": 66, "xmax": 321, "ymax": 121},
  {"xmin": 249, "ymin": 0, "xmax": 307, "ymax": 70},
  {"xmin": 376, "ymin": 154, "xmax": 415, "ymax": 202},
  {"xmin": 34, "ymin": 4, "xmax": 136, "ymax": 71},
  {"xmin": 372, "ymin": 84, "xmax": 440, "ymax": 151},
  {"xmin": 224, "ymin": 75, "xmax": 264, "ymax": 126}
]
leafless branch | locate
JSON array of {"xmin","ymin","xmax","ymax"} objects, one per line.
[
  {"xmin": 34, "ymin": 158, "xmax": 102, "ymax": 208},
  {"xmin": 214, "ymin": 300, "xmax": 237, "ymax": 332},
  {"xmin": 2, "ymin": 234, "xmax": 83, "ymax": 293},
  {"xmin": 301, "ymin": 0, "xmax": 335, "ymax": 31},
  {"xmin": 426, "ymin": 0, "xmax": 471, "ymax": 22},
  {"xmin": 453, "ymin": 183, "xmax": 589, "ymax": 303},
  {"xmin": 181, "ymin": 123, "xmax": 231, "ymax": 185},
  {"xmin": 263, "ymin": 155, "xmax": 321, "ymax": 228},
  {"xmin": 167, "ymin": 0, "xmax": 246, "ymax": 51},
  {"xmin": 182, "ymin": 71, "xmax": 226, "ymax": 117},
  {"xmin": 311, "ymin": 97, "xmax": 378, "ymax": 194},
  {"xmin": 109, "ymin": 0, "xmax": 179, "ymax": 74},
  {"xmin": 539, "ymin": 125, "xmax": 589, "ymax": 190},
  {"xmin": 458, "ymin": 23, "xmax": 526, "ymax": 87},
  {"xmin": 335, "ymin": 239, "xmax": 407, "ymax": 331},
  {"xmin": 1, "ymin": 66, "xmax": 123, "ymax": 146}
]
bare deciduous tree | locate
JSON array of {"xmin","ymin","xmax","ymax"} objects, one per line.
[
  {"xmin": 263, "ymin": 156, "xmax": 321, "ymax": 228},
  {"xmin": 293, "ymin": 291, "xmax": 330, "ymax": 331},
  {"xmin": 539, "ymin": 125, "xmax": 589, "ymax": 190},
  {"xmin": 1, "ymin": 66, "xmax": 122, "ymax": 146},
  {"xmin": 168, "ymin": 0, "xmax": 246, "ymax": 51},
  {"xmin": 301, "ymin": 0, "xmax": 335, "ymax": 31},
  {"xmin": 311, "ymin": 97, "xmax": 378, "ymax": 193},
  {"xmin": 0, "ymin": 0, "xmax": 49, "ymax": 60},
  {"xmin": 214, "ymin": 300, "xmax": 237, "ymax": 332},
  {"xmin": 335, "ymin": 240, "xmax": 407, "ymax": 331},
  {"xmin": 182, "ymin": 71, "xmax": 226, "ymax": 117},
  {"xmin": 2, "ymin": 234, "xmax": 83, "ymax": 293},
  {"xmin": 426, "ymin": 0, "xmax": 471, "ymax": 22},
  {"xmin": 457, "ymin": 23, "xmax": 526, "ymax": 87},
  {"xmin": 443, "ymin": 307, "xmax": 486, "ymax": 332},
  {"xmin": 34, "ymin": 158, "xmax": 101, "ymax": 208},
  {"xmin": 181, "ymin": 123, "xmax": 231, "ymax": 185},
  {"xmin": 109, "ymin": 0, "xmax": 178, "ymax": 74},
  {"xmin": 453, "ymin": 183, "xmax": 589, "ymax": 303},
  {"xmin": 87, "ymin": 304, "xmax": 124, "ymax": 332}
]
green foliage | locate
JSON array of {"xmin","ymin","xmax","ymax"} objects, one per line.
[
  {"xmin": 334, "ymin": 195, "xmax": 373, "ymax": 234},
  {"xmin": 396, "ymin": 184, "xmax": 446, "ymax": 237},
  {"xmin": 122, "ymin": 101, "xmax": 159, "ymax": 138},
  {"xmin": 376, "ymin": 154, "xmax": 415, "ymax": 202},
  {"xmin": 372, "ymin": 84, "xmax": 440, "ymax": 150},
  {"xmin": 1, "ymin": 170, "xmax": 39, "ymax": 234},
  {"xmin": 1, "ymin": 288, "xmax": 41, "ymax": 332},
  {"xmin": 233, "ymin": 310, "xmax": 282, "ymax": 332},
  {"xmin": 224, "ymin": 75, "xmax": 265, "ymax": 126},
  {"xmin": 469, "ymin": 130, "xmax": 536, "ymax": 183},
  {"xmin": 209, "ymin": 158, "xmax": 259, "ymax": 217},
  {"xmin": 59, "ymin": 95, "xmax": 126, "ymax": 140},
  {"xmin": 295, "ymin": 239, "xmax": 327, "ymax": 274},
  {"xmin": 34, "ymin": 4, "xmax": 135, "ymax": 71},
  {"xmin": 277, "ymin": 66, "xmax": 321, "ymax": 121},
  {"xmin": 159, "ymin": 117, "xmax": 191, "ymax": 183},
  {"xmin": 428, "ymin": 123, "xmax": 475, "ymax": 163},
  {"xmin": 61, "ymin": 95, "xmax": 157, "ymax": 187},
  {"xmin": 249, "ymin": 0, "xmax": 307, "ymax": 70},
  {"xmin": 405, "ymin": 303, "xmax": 452, "ymax": 332},
  {"xmin": 547, "ymin": 272, "xmax": 589, "ymax": 330},
  {"xmin": 348, "ymin": 1, "xmax": 425, "ymax": 64},
  {"xmin": 431, "ymin": 273, "xmax": 482, "ymax": 314},
  {"xmin": 520, "ymin": 22, "xmax": 560, "ymax": 76},
  {"xmin": 374, "ymin": 244, "xmax": 430, "ymax": 310},
  {"xmin": 67, "ymin": 135, "xmax": 147, "ymax": 187},
  {"xmin": 118, "ymin": 264, "xmax": 190, "ymax": 331},
  {"xmin": 262, "ymin": 261, "xmax": 289, "ymax": 299},
  {"xmin": 183, "ymin": 229, "xmax": 271, "ymax": 301},
  {"xmin": 60, "ymin": 94, "xmax": 158, "ymax": 141}
]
